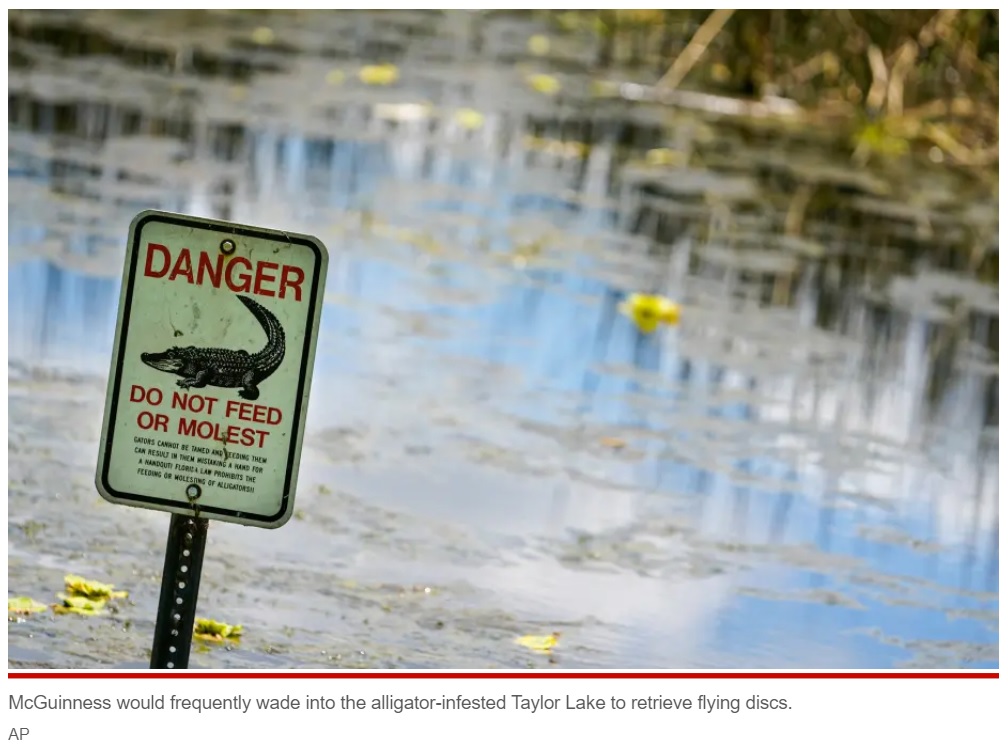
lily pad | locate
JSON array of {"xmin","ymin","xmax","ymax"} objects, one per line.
[
  {"xmin": 194, "ymin": 617, "xmax": 244, "ymax": 643},
  {"xmin": 8, "ymin": 596, "xmax": 48, "ymax": 617},
  {"xmin": 64, "ymin": 574, "xmax": 128, "ymax": 601}
]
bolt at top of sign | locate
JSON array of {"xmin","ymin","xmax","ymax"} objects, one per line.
[{"xmin": 96, "ymin": 210, "xmax": 329, "ymax": 529}]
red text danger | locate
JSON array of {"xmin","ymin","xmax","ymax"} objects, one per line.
[{"xmin": 143, "ymin": 242, "xmax": 305, "ymax": 301}]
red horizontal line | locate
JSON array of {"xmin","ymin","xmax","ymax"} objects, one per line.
[{"xmin": 7, "ymin": 672, "xmax": 999, "ymax": 680}]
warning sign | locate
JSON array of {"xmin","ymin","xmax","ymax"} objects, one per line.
[{"xmin": 96, "ymin": 210, "xmax": 329, "ymax": 528}]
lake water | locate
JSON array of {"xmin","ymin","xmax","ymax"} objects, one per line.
[{"xmin": 7, "ymin": 10, "xmax": 998, "ymax": 669}]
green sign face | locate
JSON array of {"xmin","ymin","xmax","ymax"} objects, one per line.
[{"xmin": 96, "ymin": 210, "xmax": 328, "ymax": 528}]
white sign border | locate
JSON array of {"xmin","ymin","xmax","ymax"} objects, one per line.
[{"xmin": 95, "ymin": 209, "xmax": 329, "ymax": 529}]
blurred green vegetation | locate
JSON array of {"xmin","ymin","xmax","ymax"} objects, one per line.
[{"xmin": 542, "ymin": 9, "xmax": 998, "ymax": 175}]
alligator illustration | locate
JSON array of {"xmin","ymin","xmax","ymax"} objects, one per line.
[{"xmin": 141, "ymin": 294, "xmax": 286, "ymax": 401}]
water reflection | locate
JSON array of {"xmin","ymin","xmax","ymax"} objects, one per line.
[{"xmin": 7, "ymin": 10, "xmax": 997, "ymax": 669}]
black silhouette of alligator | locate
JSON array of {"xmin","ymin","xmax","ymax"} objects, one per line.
[{"xmin": 141, "ymin": 295, "xmax": 285, "ymax": 401}]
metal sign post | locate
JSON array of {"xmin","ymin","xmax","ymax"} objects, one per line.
[
  {"xmin": 150, "ymin": 513, "xmax": 208, "ymax": 669},
  {"xmin": 95, "ymin": 210, "xmax": 328, "ymax": 668}
]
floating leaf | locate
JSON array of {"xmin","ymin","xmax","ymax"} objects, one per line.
[
  {"xmin": 556, "ymin": 12, "xmax": 581, "ymax": 32},
  {"xmin": 590, "ymin": 79, "xmax": 619, "ymax": 98},
  {"xmin": 516, "ymin": 632, "xmax": 560, "ymax": 654},
  {"xmin": 8, "ymin": 596, "xmax": 48, "ymax": 617},
  {"xmin": 645, "ymin": 148, "xmax": 688, "ymax": 167},
  {"xmin": 527, "ymin": 35, "xmax": 550, "ymax": 56},
  {"xmin": 64, "ymin": 574, "xmax": 128, "ymax": 601},
  {"xmin": 374, "ymin": 102, "xmax": 432, "ymax": 123},
  {"xmin": 526, "ymin": 73, "xmax": 561, "ymax": 96},
  {"xmin": 613, "ymin": 9, "xmax": 665, "ymax": 25},
  {"xmin": 599, "ymin": 437, "xmax": 627, "ymax": 450},
  {"xmin": 325, "ymin": 69, "xmax": 345, "ymax": 86},
  {"xmin": 513, "ymin": 238, "xmax": 545, "ymax": 260},
  {"xmin": 194, "ymin": 617, "xmax": 244, "ymax": 643},
  {"xmin": 19, "ymin": 520, "xmax": 45, "ymax": 540},
  {"xmin": 618, "ymin": 294, "xmax": 681, "ymax": 334},
  {"xmin": 852, "ymin": 120, "xmax": 910, "ymax": 159},
  {"xmin": 359, "ymin": 64, "xmax": 399, "ymax": 86},
  {"xmin": 53, "ymin": 594, "xmax": 106, "ymax": 616},
  {"xmin": 250, "ymin": 26, "xmax": 275, "ymax": 45},
  {"xmin": 710, "ymin": 62, "xmax": 731, "ymax": 84},
  {"xmin": 454, "ymin": 108, "xmax": 485, "ymax": 130},
  {"xmin": 522, "ymin": 135, "xmax": 588, "ymax": 159}
]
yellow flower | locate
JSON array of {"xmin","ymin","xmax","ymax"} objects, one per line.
[{"xmin": 619, "ymin": 293, "xmax": 681, "ymax": 334}]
